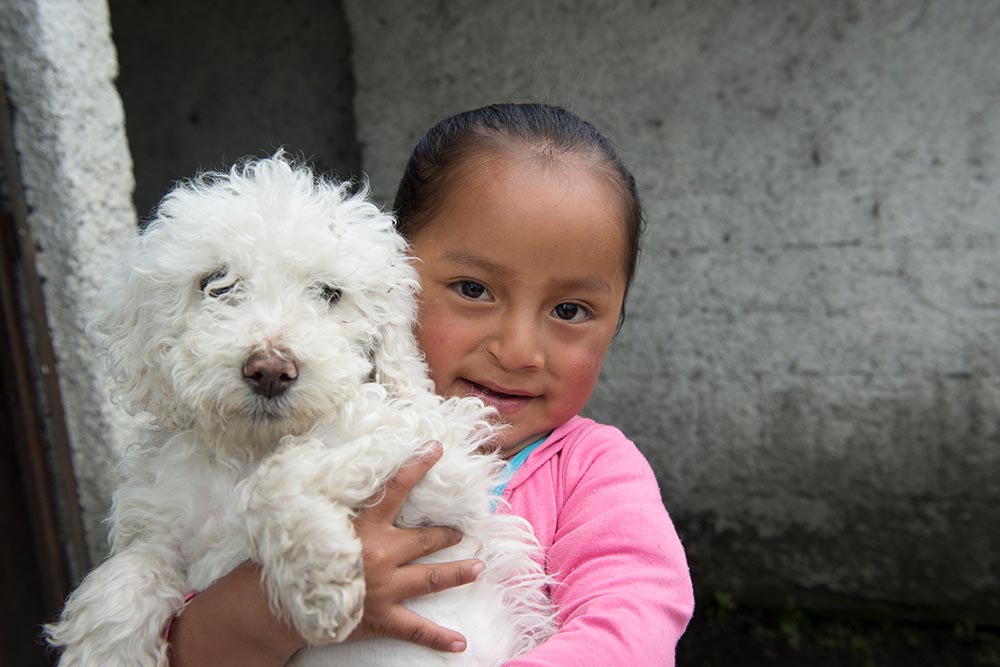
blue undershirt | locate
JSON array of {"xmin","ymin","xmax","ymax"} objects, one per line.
[{"xmin": 490, "ymin": 435, "xmax": 547, "ymax": 501}]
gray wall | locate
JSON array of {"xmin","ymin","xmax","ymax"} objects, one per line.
[{"xmin": 346, "ymin": 0, "xmax": 1000, "ymax": 621}]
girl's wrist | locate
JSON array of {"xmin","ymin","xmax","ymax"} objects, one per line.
[
  {"xmin": 168, "ymin": 563, "xmax": 305, "ymax": 667},
  {"xmin": 162, "ymin": 591, "xmax": 199, "ymax": 643}
]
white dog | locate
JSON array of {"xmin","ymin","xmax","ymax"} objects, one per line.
[{"xmin": 46, "ymin": 155, "xmax": 554, "ymax": 666}]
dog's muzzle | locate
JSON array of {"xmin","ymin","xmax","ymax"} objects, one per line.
[{"xmin": 243, "ymin": 351, "xmax": 298, "ymax": 399}]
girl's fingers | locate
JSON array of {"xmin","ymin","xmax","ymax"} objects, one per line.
[
  {"xmin": 358, "ymin": 524, "xmax": 463, "ymax": 572},
  {"xmin": 352, "ymin": 560, "xmax": 483, "ymax": 651},
  {"xmin": 364, "ymin": 441, "xmax": 443, "ymax": 522},
  {"xmin": 393, "ymin": 524, "xmax": 464, "ymax": 563},
  {"xmin": 392, "ymin": 559, "xmax": 485, "ymax": 600},
  {"xmin": 348, "ymin": 439, "xmax": 480, "ymax": 654},
  {"xmin": 362, "ymin": 606, "xmax": 468, "ymax": 653}
]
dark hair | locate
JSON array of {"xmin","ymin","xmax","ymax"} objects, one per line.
[{"xmin": 393, "ymin": 103, "xmax": 645, "ymax": 325}]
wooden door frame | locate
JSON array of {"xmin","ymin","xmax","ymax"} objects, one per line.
[{"xmin": 0, "ymin": 65, "xmax": 90, "ymax": 658}]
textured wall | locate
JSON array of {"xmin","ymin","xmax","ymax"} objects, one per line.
[
  {"xmin": 345, "ymin": 0, "xmax": 1000, "ymax": 620},
  {"xmin": 0, "ymin": 0, "xmax": 139, "ymax": 567}
]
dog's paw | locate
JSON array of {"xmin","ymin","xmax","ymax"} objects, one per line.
[
  {"xmin": 274, "ymin": 545, "xmax": 366, "ymax": 644},
  {"xmin": 245, "ymin": 449, "xmax": 370, "ymax": 643}
]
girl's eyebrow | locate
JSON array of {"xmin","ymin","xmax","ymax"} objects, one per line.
[
  {"xmin": 441, "ymin": 250, "xmax": 512, "ymax": 277},
  {"xmin": 548, "ymin": 276, "xmax": 614, "ymax": 294},
  {"xmin": 442, "ymin": 250, "xmax": 614, "ymax": 293}
]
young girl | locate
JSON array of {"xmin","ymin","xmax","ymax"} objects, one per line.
[{"xmin": 169, "ymin": 103, "xmax": 694, "ymax": 666}]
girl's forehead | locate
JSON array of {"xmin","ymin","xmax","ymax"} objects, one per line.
[
  {"xmin": 413, "ymin": 154, "xmax": 629, "ymax": 290},
  {"xmin": 448, "ymin": 151, "xmax": 623, "ymax": 224},
  {"xmin": 459, "ymin": 141, "xmax": 610, "ymax": 187}
]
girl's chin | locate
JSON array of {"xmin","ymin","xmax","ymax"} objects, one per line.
[
  {"xmin": 440, "ymin": 381, "xmax": 548, "ymax": 457},
  {"xmin": 490, "ymin": 432, "xmax": 543, "ymax": 459}
]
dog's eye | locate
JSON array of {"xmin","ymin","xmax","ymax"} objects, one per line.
[
  {"xmin": 318, "ymin": 284, "xmax": 342, "ymax": 306},
  {"xmin": 199, "ymin": 269, "xmax": 236, "ymax": 298}
]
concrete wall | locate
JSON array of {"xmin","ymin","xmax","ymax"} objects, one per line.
[
  {"xmin": 0, "ymin": 0, "xmax": 139, "ymax": 568},
  {"xmin": 345, "ymin": 0, "xmax": 1000, "ymax": 621}
]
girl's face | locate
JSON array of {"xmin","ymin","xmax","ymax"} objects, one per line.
[{"xmin": 409, "ymin": 154, "xmax": 628, "ymax": 456}]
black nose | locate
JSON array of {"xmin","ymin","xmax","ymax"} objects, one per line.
[{"xmin": 243, "ymin": 352, "xmax": 298, "ymax": 398}]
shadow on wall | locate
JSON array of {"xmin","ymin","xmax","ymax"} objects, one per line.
[
  {"xmin": 673, "ymin": 372, "xmax": 1000, "ymax": 623},
  {"xmin": 108, "ymin": 0, "xmax": 361, "ymax": 221}
]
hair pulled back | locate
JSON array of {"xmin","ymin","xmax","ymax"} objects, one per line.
[{"xmin": 393, "ymin": 102, "xmax": 645, "ymax": 322}]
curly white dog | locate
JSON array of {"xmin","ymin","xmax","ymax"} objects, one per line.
[{"xmin": 45, "ymin": 155, "xmax": 554, "ymax": 666}]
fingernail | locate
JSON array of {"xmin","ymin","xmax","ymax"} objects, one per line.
[
  {"xmin": 420, "ymin": 441, "xmax": 442, "ymax": 459},
  {"xmin": 449, "ymin": 640, "xmax": 466, "ymax": 653},
  {"xmin": 471, "ymin": 561, "xmax": 485, "ymax": 577}
]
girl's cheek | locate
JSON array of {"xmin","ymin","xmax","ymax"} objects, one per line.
[
  {"xmin": 415, "ymin": 297, "xmax": 446, "ymax": 341},
  {"xmin": 418, "ymin": 315, "xmax": 464, "ymax": 351},
  {"xmin": 564, "ymin": 342, "xmax": 610, "ymax": 388}
]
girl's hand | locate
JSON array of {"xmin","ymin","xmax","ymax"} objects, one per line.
[
  {"xmin": 348, "ymin": 441, "xmax": 483, "ymax": 652},
  {"xmin": 168, "ymin": 442, "xmax": 482, "ymax": 666}
]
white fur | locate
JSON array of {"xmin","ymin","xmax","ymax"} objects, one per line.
[{"xmin": 45, "ymin": 155, "xmax": 554, "ymax": 666}]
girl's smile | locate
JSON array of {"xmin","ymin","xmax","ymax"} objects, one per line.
[
  {"xmin": 459, "ymin": 378, "xmax": 538, "ymax": 415},
  {"xmin": 409, "ymin": 153, "xmax": 628, "ymax": 457}
]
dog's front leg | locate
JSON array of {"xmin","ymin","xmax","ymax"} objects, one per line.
[
  {"xmin": 242, "ymin": 442, "xmax": 367, "ymax": 645},
  {"xmin": 45, "ymin": 541, "xmax": 185, "ymax": 667}
]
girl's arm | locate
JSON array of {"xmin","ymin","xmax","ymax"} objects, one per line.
[
  {"xmin": 505, "ymin": 432, "xmax": 695, "ymax": 667},
  {"xmin": 168, "ymin": 443, "xmax": 481, "ymax": 666},
  {"xmin": 168, "ymin": 562, "xmax": 302, "ymax": 667}
]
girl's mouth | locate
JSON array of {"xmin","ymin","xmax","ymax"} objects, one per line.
[{"xmin": 461, "ymin": 379, "xmax": 536, "ymax": 414}]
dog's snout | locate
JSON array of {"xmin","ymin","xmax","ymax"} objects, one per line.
[{"xmin": 243, "ymin": 352, "xmax": 298, "ymax": 398}]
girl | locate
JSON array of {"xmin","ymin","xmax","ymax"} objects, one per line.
[{"xmin": 169, "ymin": 103, "xmax": 694, "ymax": 666}]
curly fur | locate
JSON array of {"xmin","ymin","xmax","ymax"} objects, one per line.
[{"xmin": 45, "ymin": 154, "xmax": 554, "ymax": 666}]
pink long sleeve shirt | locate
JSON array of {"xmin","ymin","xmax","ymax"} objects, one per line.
[{"xmin": 498, "ymin": 416, "xmax": 694, "ymax": 666}]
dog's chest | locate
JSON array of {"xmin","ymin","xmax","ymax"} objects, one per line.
[
  {"xmin": 145, "ymin": 449, "xmax": 253, "ymax": 590},
  {"xmin": 181, "ymin": 483, "xmax": 251, "ymax": 590}
]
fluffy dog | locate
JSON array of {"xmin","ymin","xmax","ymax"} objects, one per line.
[{"xmin": 46, "ymin": 155, "xmax": 554, "ymax": 666}]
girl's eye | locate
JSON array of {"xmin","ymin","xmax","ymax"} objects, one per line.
[
  {"xmin": 199, "ymin": 268, "xmax": 236, "ymax": 298},
  {"xmin": 318, "ymin": 284, "xmax": 342, "ymax": 306},
  {"xmin": 552, "ymin": 302, "xmax": 592, "ymax": 323},
  {"xmin": 453, "ymin": 280, "xmax": 491, "ymax": 301}
]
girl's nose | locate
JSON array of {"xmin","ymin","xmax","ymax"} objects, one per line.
[{"xmin": 486, "ymin": 314, "xmax": 544, "ymax": 370}]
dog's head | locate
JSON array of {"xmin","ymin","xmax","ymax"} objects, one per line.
[{"xmin": 98, "ymin": 154, "xmax": 432, "ymax": 451}]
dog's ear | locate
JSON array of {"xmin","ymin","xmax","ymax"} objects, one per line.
[
  {"xmin": 370, "ymin": 283, "xmax": 436, "ymax": 399},
  {"xmin": 93, "ymin": 226, "xmax": 178, "ymax": 419},
  {"xmin": 329, "ymin": 182, "xmax": 435, "ymax": 399}
]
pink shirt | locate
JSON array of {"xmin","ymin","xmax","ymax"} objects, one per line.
[{"xmin": 498, "ymin": 416, "xmax": 694, "ymax": 666}]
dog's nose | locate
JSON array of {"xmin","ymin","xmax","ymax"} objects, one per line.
[{"xmin": 243, "ymin": 352, "xmax": 298, "ymax": 398}]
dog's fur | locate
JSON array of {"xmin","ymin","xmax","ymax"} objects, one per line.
[{"xmin": 45, "ymin": 155, "xmax": 554, "ymax": 666}]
